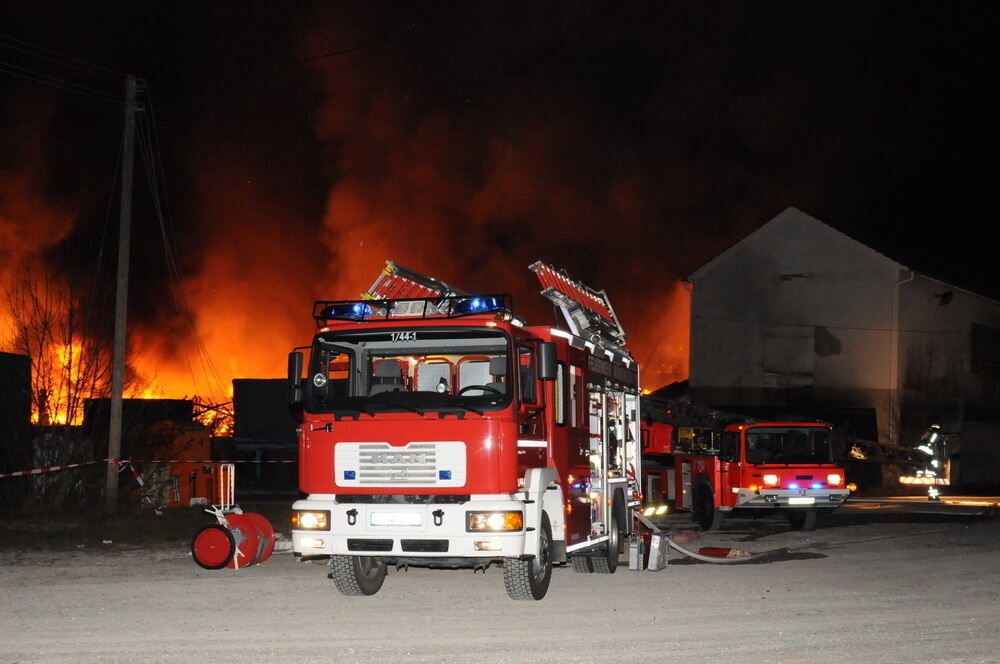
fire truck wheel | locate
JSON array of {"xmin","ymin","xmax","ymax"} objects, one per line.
[
  {"xmin": 328, "ymin": 555, "xmax": 387, "ymax": 596},
  {"xmin": 570, "ymin": 556, "xmax": 594, "ymax": 573},
  {"xmin": 786, "ymin": 508, "xmax": 817, "ymax": 531},
  {"xmin": 694, "ymin": 486, "xmax": 725, "ymax": 531},
  {"xmin": 503, "ymin": 513, "xmax": 553, "ymax": 600}
]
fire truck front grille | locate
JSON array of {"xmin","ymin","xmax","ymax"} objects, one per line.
[
  {"xmin": 335, "ymin": 441, "xmax": 467, "ymax": 488},
  {"xmin": 347, "ymin": 539, "xmax": 393, "ymax": 552},
  {"xmin": 401, "ymin": 539, "xmax": 449, "ymax": 553}
]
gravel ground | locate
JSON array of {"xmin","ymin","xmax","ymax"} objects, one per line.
[{"xmin": 1, "ymin": 510, "xmax": 997, "ymax": 664}]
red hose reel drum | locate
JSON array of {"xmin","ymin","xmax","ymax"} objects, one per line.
[
  {"xmin": 191, "ymin": 512, "xmax": 275, "ymax": 569},
  {"xmin": 242, "ymin": 512, "xmax": 276, "ymax": 565}
]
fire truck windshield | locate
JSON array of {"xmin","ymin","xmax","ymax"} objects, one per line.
[
  {"xmin": 745, "ymin": 427, "xmax": 834, "ymax": 465},
  {"xmin": 304, "ymin": 327, "xmax": 512, "ymax": 415}
]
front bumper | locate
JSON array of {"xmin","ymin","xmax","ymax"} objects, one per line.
[
  {"xmin": 291, "ymin": 495, "xmax": 529, "ymax": 558},
  {"xmin": 733, "ymin": 488, "xmax": 850, "ymax": 509}
]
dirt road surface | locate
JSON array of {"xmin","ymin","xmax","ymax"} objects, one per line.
[{"xmin": 2, "ymin": 510, "xmax": 997, "ymax": 664}]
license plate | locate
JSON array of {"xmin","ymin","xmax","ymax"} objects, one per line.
[
  {"xmin": 369, "ymin": 512, "xmax": 422, "ymax": 527},
  {"xmin": 788, "ymin": 496, "xmax": 815, "ymax": 505}
]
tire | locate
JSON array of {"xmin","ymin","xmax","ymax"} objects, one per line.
[
  {"xmin": 504, "ymin": 513, "xmax": 553, "ymax": 600},
  {"xmin": 328, "ymin": 555, "xmax": 387, "ymax": 596},
  {"xmin": 694, "ymin": 485, "xmax": 725, "ymax": 531},
  {"xmin": 570, "ymin": 555, "xmax": 594, "ymax": 573},
  {"xmin": 592, "ymin": 506, "xmax": 620, "ymax": 574},
  {"xmin": 787, "ymin": 508, "xmax": 817, "ymax": 531}
]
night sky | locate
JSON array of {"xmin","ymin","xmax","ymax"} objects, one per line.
[{"xmin": 1, "ymin": 1, "xmax": 997, "ymax": 394}]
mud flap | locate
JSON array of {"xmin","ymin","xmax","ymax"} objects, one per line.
[{"xmin": 521, "ymin": 468, "xmax": 559, "ymax": 561}]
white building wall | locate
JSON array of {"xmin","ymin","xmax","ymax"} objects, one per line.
[
  {"xmin": 690, "ymin": 208, "xmax": 900, "ymax": 394},
  {"xmin": 897, "ymin": 275, "xmax": 1000, "ymax": 433}
]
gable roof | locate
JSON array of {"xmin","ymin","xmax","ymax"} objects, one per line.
[
  {"xmin": 686, "ymin": 207, "xmax": 905, "ymax": 282},
  {"xmin": 686, "ymin": 206, "xmax": 1000, "ymax": 304}
]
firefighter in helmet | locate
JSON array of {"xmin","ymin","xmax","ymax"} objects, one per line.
[{"xmin": 908, "ymin": 423, "xmax": 947, "ymax": 501}]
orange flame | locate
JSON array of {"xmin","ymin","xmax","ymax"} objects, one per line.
[{"xmin": 630, "ymin": 281, "xmax": 691, "ymax": 391}]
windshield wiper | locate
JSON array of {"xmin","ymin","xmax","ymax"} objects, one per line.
[
  {"xmin": 366, "ymin": 397, "xmax": 425, "ymax": 416},
  {"xmin": 440, "ymin": 397, "xmax": 484, "ymax": 416},
  {"xmin": 331, "ymin": 404, "xmax": 375, "ymax": 418}
]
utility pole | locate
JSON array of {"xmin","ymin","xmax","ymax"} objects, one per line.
[{"xmin": 104, "ymin": 74, "xmax": 138, "ymax": 514}]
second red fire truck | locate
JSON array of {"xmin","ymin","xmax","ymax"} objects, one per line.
[
  {"xmin": 641, "ymin": 401, "xmax": 854, "ymax": 531},
  {"xmin": 288, "ymin": 262, "xmax": 642, "ymax": 600}
]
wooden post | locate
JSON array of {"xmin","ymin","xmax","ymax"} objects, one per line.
[{"xmin": 104, "ymin": 74, "xmax": 137, "ymax": 514}]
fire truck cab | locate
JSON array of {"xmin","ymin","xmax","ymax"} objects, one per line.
[
  {"xmin": 643, "ymin": 414, "xmax": 852, "ymax": 531},
  {"xmin": 288, "ymin": 262, "xmax": 641, "ymax": 600}
]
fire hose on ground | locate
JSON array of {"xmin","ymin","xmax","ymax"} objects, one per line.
[{"xmin": 631, "ymin": 512, "xmax": 781, "ymax": 569}]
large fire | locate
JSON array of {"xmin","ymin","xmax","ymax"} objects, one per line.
[
  {"xmin": 2, "ymin": 255, "xmax": 689, "ymax": 430},
  {"xmin": 2, "ymin": 163, "xmax": 691, "ymax": 428}
]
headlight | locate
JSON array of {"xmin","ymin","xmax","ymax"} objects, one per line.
[
  {"xmin": 292, "ymin": 510, "xmax": 330, "ymax": 530},
  {"xmin": 827, "ymin": 473, "xmax": 842, "ymax": 485},
  {"xmin": 763, "ymin": 474, "xmax": 779, "ymax": 487},
  {"xmin": 300, "ymin": 537, "xmax": 326, "ymax": 549},
  {"xmin": 466, "ymin": 511, "xmax": 523, "ymax": 532}
]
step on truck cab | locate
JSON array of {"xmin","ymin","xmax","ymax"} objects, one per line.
[{"xmin": 289, "ymin": 261, "xmax": 641, "ymax": 600}]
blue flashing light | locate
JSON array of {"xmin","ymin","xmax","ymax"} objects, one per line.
[
  {"xmin": 439, "ymin": 470, "xmax": 452, "ymax": 480},
  {"xmin": 811, "ymin": 482, "xmax": 823, "ymax": 490},
  {"xmin": 454, "ymin": 296, "xmax": 502, "ymax": 314},
  {"xmin": 788, "ymin": 482, "xmax": 799, "ymax": 490},
  {"xmin": 343, "ymin": 470, "xmax": 356, "ymax": 480},
  {"xmin": 322, "ymin": 303, "xmax": 371, "ymax": 320}
]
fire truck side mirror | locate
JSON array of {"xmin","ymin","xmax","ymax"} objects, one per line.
[
  {"xmin": 537, "ymin": 342, "xmax": 557, "ymax": 381},
  {"xmin": 288, "ymin": 351, "xmax": 304, "ymax": 404}
]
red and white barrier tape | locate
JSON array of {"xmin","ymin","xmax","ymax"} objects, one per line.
[
  {"xmin": 0, "ymin": 460, "xmax": 103, "ymax": 479},
  {"xmin": 118, "ymin": 460, "xmax": 160, "ymax": 508},
  {"xmin": 1, "ymin": 457, "xmax": 295, "ymax": 479},
  {"xmin": 125, "ymin": 459, "xmax": 297, "ymax": 464}
]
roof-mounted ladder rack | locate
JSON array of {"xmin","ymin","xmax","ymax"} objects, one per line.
[
  {"xmin": 529, "ymin": 261, "xmax": 626, "ymax": 347},
  {"xmin": 364, "ymin": 260, "xmax": 467, "ymax": 300}
]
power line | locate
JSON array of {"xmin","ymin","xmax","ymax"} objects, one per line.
[
  {"xmin": 0, "ymin": 34, "xmax": 128, "ymax": 79},
  {"xmin": 135, "ymin": 89, "xmax": 230, "ymax": 403},
  {"xmin": 79, "ymin": 132, "xmax": 124, "ymax": 360},
  {"xmin": 296, "ymin": 22, "xmax": 423, "ymax": 64},
  {"xmin": 0, "ymin": 57, "xmax": 121, "ymax": 104},
  {"xmin": 297, "ymin": 42, "xmax": 377, "ymax": 63}
]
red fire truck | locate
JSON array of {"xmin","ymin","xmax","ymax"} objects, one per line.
[
  {"xmin": 288, "ymin": 262, "xmax": 642, "ymax": 600},
  {"xmin": 641, "ymin": 401, "xmax": 854, "ymax": 531}
]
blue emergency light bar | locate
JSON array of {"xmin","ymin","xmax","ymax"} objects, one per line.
[
  {"xmin": 453, "ymin": 296, "xmax": 503, "ymax": 314},
  {"xmin": 319, "ymin": 303, "xmax": 373, "ymax": 320},
  {"xmin": 313, "ymin": 294, "xmax": 512, "ymax": 326}
]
